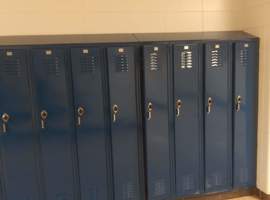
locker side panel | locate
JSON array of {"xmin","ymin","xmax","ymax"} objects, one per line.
[
  {"xmin": 0, "ymin": 49, "xmax": 40, "ymax": 200},
  {"xmin": 204, "ymin": 42, "xmax": 233, "ymax": 193},
  {"xmin": 233, "ymin": 41, "xmax": 258, "ymax": 188},
  {"xmin": 71, "ymin": 47, "xmax": 110, "ymax": 200},
  {"xmin": 143, "ymin": 45, "xmax": 172, "ymax": 200},
  {"xmin": 31, "ymin": 48, "xmax": 78, "ymax": 200},
  {"xmin": 173, "ymin": 44, "xmax": 203, "ymax": 197},
  {"xmin": 107, "ymin": 47, "xmax": 141, "ymax": 200}
]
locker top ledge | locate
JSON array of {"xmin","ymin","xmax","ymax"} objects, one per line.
[{"xmin": 0, "ymin": 31, "xmax": 258, "ymax": 46}]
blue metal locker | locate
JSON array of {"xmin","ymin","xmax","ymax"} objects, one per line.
[
  {"xmin": 70, "ymin": 47, "xmax": 111, "ymax": 200},
  {"xmin": 31, "ymin": 48, "xmax": 78, "ymax": 200},
  {"xmin": 107, "ymin": 46, "xmax": 142, "ymax": 200},
  {"xmin": 173, "ymin": 43, "xmax": 203, "ymax": 197},
  {"xmin": 143, "ymin": 45, "xmax": 172, "ymax": 200},
  {"xmin": 0, "ymin": 49, "xmax": 40, "ymax": 200},
  {"xmin": 233, "ymin": 41, "xmax": 258, "ymax": 188},
  {"xmin": 204, "ymin": 42, "xmax": 233, "ymax": 193}
]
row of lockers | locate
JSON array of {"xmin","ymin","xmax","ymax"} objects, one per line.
[{"xmin": 0, "ymin": 39, "xmax": 258, "ymax": 200}]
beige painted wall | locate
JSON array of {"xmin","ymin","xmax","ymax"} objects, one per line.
[
  {"xmin": 0, "ymin": 0, "xmax": 244, "ymax": 35},
  {"xmin": 243, "ymin": 0, "xmax": 270, "ymax": 194}
]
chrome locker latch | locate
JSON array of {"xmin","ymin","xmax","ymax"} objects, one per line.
[
  {"xmin": 207, "ymin": 97, "xmax": 213, "ymax": 114},
  {"xmin": 1, "ymin": 113, "xmax": 10, "ymax": 133},
  {"xmin": 40, "ymin": 110, "xmax": 48, "ymax": 129},
  {"xmin": 147, "ymin": 102, "xmax": 153, "ymax": 120},
  {"xmin": 236, "ymin": 95, "xmax": 242, "ymax": 112},
  {"xmin": 77, "ymin": 106, "xmax": 85, "ymax": 126},
  {"xmin": 112, "ymin": 105, "xmax": 119, "ymax": 123},
  {"xmin": 176, "ymin": 99, "xmax": 182, "ymax": 117}
]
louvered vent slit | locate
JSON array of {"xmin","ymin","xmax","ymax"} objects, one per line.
[
  {"xmin": 180, "ymin": 50, "xmax": 193, "ymax": 69},
  {"xmin": 122, "ymin": 182, "xmax": 136, "ymax": 200},
  {"xmin": 116, "ymin": 54, "xmax": 128, "ymax": 72},
  {"xmin": 43, "ymin": 56, "xmax": 61, "ymax": 76},
  {"xmin": 80, "ymin": 55, "xmax": 97, "ymax": 73},
  {"xmin": 240, "ymin": 48, "xmax": 248, "ymax": 67},
  {"xmin": 1, "ymin": 57, "xmax": 22, "ymax": 77},
  {"xmin": 182, "ymin": 174, "xmax": 195, "ymax": 191},
  {"xmin": 154, "ymin": 179, "xmax": 166, "ymax": 197},
  {"xmin": 150, "ymin": 52, "xmax": 159, "ymax": 71},
  {"xmin": 211, "ymin": 49, "xmax": 220, "ymax": 67}
]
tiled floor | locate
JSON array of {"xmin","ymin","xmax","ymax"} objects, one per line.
[{"xmin": 230, "ymin": 196, "xmax": 259, "ymax": 200}]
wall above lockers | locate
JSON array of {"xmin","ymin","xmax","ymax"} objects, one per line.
[{"xmin": 0, "ymin": 0, "xmax": 244, "ymax": 35}]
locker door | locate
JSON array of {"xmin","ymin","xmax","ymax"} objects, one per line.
[
  {"xmin": 71, "ymin": 47, "xmax": 110, "ymax": 200},
  {"xmin": 31, "ymin": 48, "xmax": 78, "ymax": 200},
  {"xmin": 143, "ymin": 45, "xmax": 172, "ymax": 200},
  {"xmin": 173, "ymin": 44, "xmax": 203, "ymax": 197},
  {"xmin": 107, "ymin": 47, "xmax": 142, "ymax": 200},
  {"xmin": 0, "ymin": 49, "xmax": 40, "ymax": 200},
  {"xmin": 205, "ymin": 42, "xmax": 233, "ymax": 193},
  {"xmin": 233, "ymin": 41, "xmax": 258, "ymax": 188}
]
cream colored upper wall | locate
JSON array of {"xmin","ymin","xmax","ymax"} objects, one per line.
[
  {"xmin": 0, "ymin": 0, "xmax": 243, "ymax": 35},
  {"xmin": 243, "ymin": 0, "xmax": 270, "ymax": 194}
]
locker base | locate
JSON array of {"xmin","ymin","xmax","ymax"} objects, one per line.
[{"xmin": 176, "ymin": 188, "xmax": 257, "ymax": 200}]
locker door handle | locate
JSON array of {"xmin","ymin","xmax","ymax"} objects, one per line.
[
  {"xmin": 77, "ymin": 106, "xmax": 85, "ymax": 126},
  {"xmin": 176, "ymin": 99, "xmax": 182, "ymax": 117},
  {"xmin": 236, "ymin": 96, "xmax": 242, "ymax": 112},
  {"xmin": 207, "ymin": 97, "xmax": 213, "ymax": 114},
  {"xmin": 1, "ymin": 113, "xmax": 10, "ymax": 133},
  {"xmin": 112, "ymin": 105, "xmax": 119, "ymax": 123},
  {"xmin": 147, "ymin": 102, "xmax": 153, "ymax": 120},
  {"xmin": 40, "ymin": 110, "xmax": 48, "ymax": 129}
]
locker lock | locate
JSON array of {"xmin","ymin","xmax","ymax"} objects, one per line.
[
  {"xmin": 147, "ymin": 102, "xmax": 153, "ymax": 120},
  {"xmin": 77, "ymin": 106, "xmax": 85, "ymax": 126},
  {"xmin": 207, "ymin": 97, "xmax": 213, "ymax": 114},
  {"xmin": 1, "ymin": 113, "xmax": 10, "ymax": 133},
  {"xmin": 40, "ymin": 110, "xmax": 48, "ymax": 129},
  {"xmin": 176, "ymin": 99, "xmax": 182, "ymax": 117},
  {"xmin": 236, "ymin": 96, "xmax": 242, "ymax": 112},
  {"xmin": 112, "ymin": 105, "xmax": 119, "ymax": 123}
]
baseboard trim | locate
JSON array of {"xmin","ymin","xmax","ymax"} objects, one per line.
[
  {"xmin": 176, "ymin": 188, "xmax": 258, "ymax": 200},
  {"xmin": 257, "ymin": 189, "xmax": 270, "ymax": 200}
]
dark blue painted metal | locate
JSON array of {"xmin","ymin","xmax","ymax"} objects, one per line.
[
  {"xmin": 233, "ymin": 41, "xmax": 258, "ymax": 188},
  {"xmin": 31, "ymin": 48, "xmax": 78, "ymax": 200},
  {"xmin": 107, "ymin": 46, "xmax": 141, "ymax": 200},
  {"xmin": 143, "ymin": 45, "xmax": 172, "ymax": 200},
  {"xmin": 0, "ymin": 49, "xmax": 40, "ymax": 200},
  {"xmin": 173, "ymin": 43, "xmax": 203, "ymax": 197},
  {"xmin": 204, "ymin": 42, "xmax": 233, "ymax": 193},
  {"xmin": 70, "ymin": 47, "xmax": 111, "ymax": 200}
]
